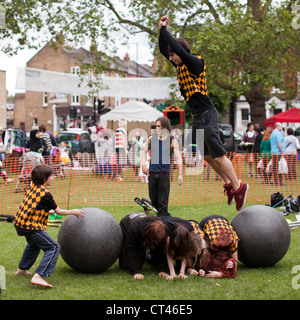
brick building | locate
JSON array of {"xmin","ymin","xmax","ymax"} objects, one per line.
[{"xmin": 13, "ymin": 39, "xmax": 154, "ymax": 134}]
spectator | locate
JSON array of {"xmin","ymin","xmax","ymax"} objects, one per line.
[
  {"xmin": 0, "ymin": 126, "xmax": 13, "ymax": 183},
  {"xmin": 39, "ymin": 124, "xmax": 53, "ymax": 164},
  {"xmin": 254, "ymin": 123, "xmax": 261, "ymax": 134},
  {"xmin": 114, "ymin": 119, "xmax": 128, "ymax": 182},
  {"xmin": 130, "ymin": 129, "xmax": 146, "ymax": 181},
  {"xmin": 25, "ymin": 129, "xmax": 47, "ymax": 154},
  {"xmin": 240, "ymin": 123, "xmax": 257, "ymax": 177},
  {"xmin": 270, "ymin": 122, "xmax": 286, "ymax": 186},
  {"xmin": 252, "ymin": 127, "xmax": 265, "ymax": 176},
  {"xmin": 284, "ymin": 128, "xmax": 300, "ymax": 180},
  {"xmin": 260, "ymin": 127, "xmax": 273, "ymax": 183}
]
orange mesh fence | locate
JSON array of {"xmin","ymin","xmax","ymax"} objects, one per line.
[{"xmin": 0, "ymin": 152, "xmax": 299, "ymax": 216}]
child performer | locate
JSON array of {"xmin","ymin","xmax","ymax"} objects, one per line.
[{"xmin": 13, "ymin": 164, "xmax": 84, "ymax": 288}]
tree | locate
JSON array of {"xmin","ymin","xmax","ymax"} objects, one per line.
[
  {"xmin": 1, "ymin": 0, "xmax": 299, "ymax": 124},
  {"xmin": 183, "ymin": 0, "xmax": 300, "ymax": 125}
]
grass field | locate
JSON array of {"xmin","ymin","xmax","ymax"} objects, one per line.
[{"xmin": 1, "ymin": 199, "xmax": 300, "ymax": 301}]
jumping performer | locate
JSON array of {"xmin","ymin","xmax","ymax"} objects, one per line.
[{"xmin": 158, "ymin": 15, "xmax": 248, "ymax": 211}]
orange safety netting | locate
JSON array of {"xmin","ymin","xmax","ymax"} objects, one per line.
[{"xmin": 0, "ymin": 152, "xmax": 299, "ymax": 216}]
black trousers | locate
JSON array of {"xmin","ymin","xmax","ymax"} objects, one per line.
[{"xmin": 148, "ymin": 171, "xmax": 171, "ymax": 217}]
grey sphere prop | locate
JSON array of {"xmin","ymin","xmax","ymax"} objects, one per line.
[
  {"xmin": 231, "ymin": 205, "xmax": 291, "ymax": 268},
  {"xmin": 57, "ymin": 208, "xmax": 123, "ymax": 273}
]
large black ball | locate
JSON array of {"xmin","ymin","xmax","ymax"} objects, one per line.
[
  {"xmin": 231, "ymin": 205, "xmax": 291, "ymax": 268},
  {"xmin": 57, "ymin": 207, "xmax": 123, "ymax": 273}
]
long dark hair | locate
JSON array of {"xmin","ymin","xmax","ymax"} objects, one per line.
[
  {"xmin": 168, "ymin": 224, "xmax": 192, "ymax": 260},
  {"xmin": 155, "ymin": 117, "xmax": 172, "ymax": 133},
  {"xmin": 143, "ymin": 220, "xmax": 167, "ymax": 250}
]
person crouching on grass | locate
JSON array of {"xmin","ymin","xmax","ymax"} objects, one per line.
[{"xmin": 13, "ymin": 164, "xmax": 84, "ymax": 288}]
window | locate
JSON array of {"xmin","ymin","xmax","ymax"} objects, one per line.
[
  {"xmin": 71, "ymin": 67, "xmax": 81, "ymax": 105},
  {"xmin": 43, "ymin": 92, "xmax": 48, "ymax": 106},
  {"xmin": 241, "ymin": 109, "xmax": 249, "ymax": 121},
  {"xmin": 71, "ymin": 94, "xmax": 80, "ymax": 105},
  {"xmin": 71, "ymin": 66, "xmax": 80, "ymax": 75}
]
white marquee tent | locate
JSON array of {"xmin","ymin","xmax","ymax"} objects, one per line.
[
  {"xmin": 100, "ymin": 100, "xmax": 163, "ymax": 125},
  {"xmin": 100, "ymin": 100, "xmax": 164, "ymax": 136}
]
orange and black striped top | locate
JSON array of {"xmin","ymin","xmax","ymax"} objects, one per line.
[{"xmin": 14, "ymin": 184, "xmax": 49, "ymax": 231}]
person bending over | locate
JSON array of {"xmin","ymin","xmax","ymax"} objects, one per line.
[{"xmin": 119, "ymin": 212, "xmax": 168, "ymax": 280}]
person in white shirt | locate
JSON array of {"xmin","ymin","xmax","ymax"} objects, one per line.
[{"xmin": 284, "ymin": 128, "xmax": 300, "ymax": 180}]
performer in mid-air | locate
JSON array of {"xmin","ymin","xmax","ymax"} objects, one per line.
[{"xmin": 158, "ymin": 15, "xmax": 248, "ymax": 211}]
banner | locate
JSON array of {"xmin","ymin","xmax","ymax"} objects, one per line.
[{"xmin": 16, "ymin": 67, "xmax": 178, "ymax": 100}]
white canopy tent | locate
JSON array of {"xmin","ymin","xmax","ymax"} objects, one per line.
[
  {"xmin": 100, "ymin": 100, "xmax": 164, "ymax": 137},
  {"xmin": 100, "ymin": 100, "xmax": 163, "ymax": 124}
]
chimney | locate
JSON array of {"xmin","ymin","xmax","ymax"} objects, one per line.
[{"xmin": 124, "ymin": 53, "xmax": 130, "ymax": 67}]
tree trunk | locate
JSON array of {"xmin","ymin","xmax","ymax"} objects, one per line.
[{"xmin": 244, "ymin": 82, "xmax": 267, "ymax": 126}]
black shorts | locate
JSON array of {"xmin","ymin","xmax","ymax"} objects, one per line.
[{"xmin": 192, "ymin": 108, "xmax": 227, "ymax": 159}]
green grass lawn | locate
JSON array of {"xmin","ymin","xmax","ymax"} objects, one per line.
[{"xmin": 1, "ymin": 201, "xmax": 300, "ymax": 301}]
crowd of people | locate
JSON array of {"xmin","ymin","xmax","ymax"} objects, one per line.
[{"xmin": 240, "ymin": 122, "xmax": 300, "ymax": 186}]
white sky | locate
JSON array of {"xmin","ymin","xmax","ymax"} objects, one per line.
[{"xmin": 0, "ymin": 32, "xmax": 154, "ymax": 97}]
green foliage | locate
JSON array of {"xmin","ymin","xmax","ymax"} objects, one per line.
[
  {"xmin": 1, "ymin": 0, "xmax": 299, "ymax": 123},
  {"xmin": 180, "ymin": 2, "xmax": 300, "ymax": 121}
]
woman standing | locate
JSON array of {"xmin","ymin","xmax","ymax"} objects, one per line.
[
  {"xmin": 284, "ymin": 128, "xmax": 300, "ymax": 180},
  {"xmin": 260, "ymin": 127, "xmax": 273, "ymax": 183}
]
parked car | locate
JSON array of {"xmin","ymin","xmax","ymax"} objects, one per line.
[
  {"xmin": 55, "ymin": 129, "xmax": 94, "ymax": 155},
  {"xmin": 218, "ymin": 123, "xmax": 235, "ymax": 153},
  {"xmin": 233, "ymin": 132, "xmax": 246, "ymax": 153},
  {"xmin": 294, "ymin": 127, "xmax": 300, "ymax": 143}
]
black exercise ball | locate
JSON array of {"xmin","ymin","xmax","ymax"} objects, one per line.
[
  {"xmin": 57, "ymin": 207, "xmax": 123, "ymax": 273},
  {"xmin": 231, "ymin": 205, "xmax": 291, "ymax": 268}
]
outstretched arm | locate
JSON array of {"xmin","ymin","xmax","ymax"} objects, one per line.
[
  {"xmin": 158, "ymin": 16, "xmax": 175, "ymax": 66},
  {"xmin": 54, "ymin": 207, "xmax": 84, "ymax": 219},
  {"xmin": 158, "ymin": 15, "xmax": 204, "ymax": 75}
]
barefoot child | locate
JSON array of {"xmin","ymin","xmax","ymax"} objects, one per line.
[{"xmin": 13, "ymin": 164, "xmax": 84, "ymax": 288}]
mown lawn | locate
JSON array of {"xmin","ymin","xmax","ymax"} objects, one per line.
[{"xmin": 1, "ymin": 201, "xmax": 300, "ymax": 301}]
